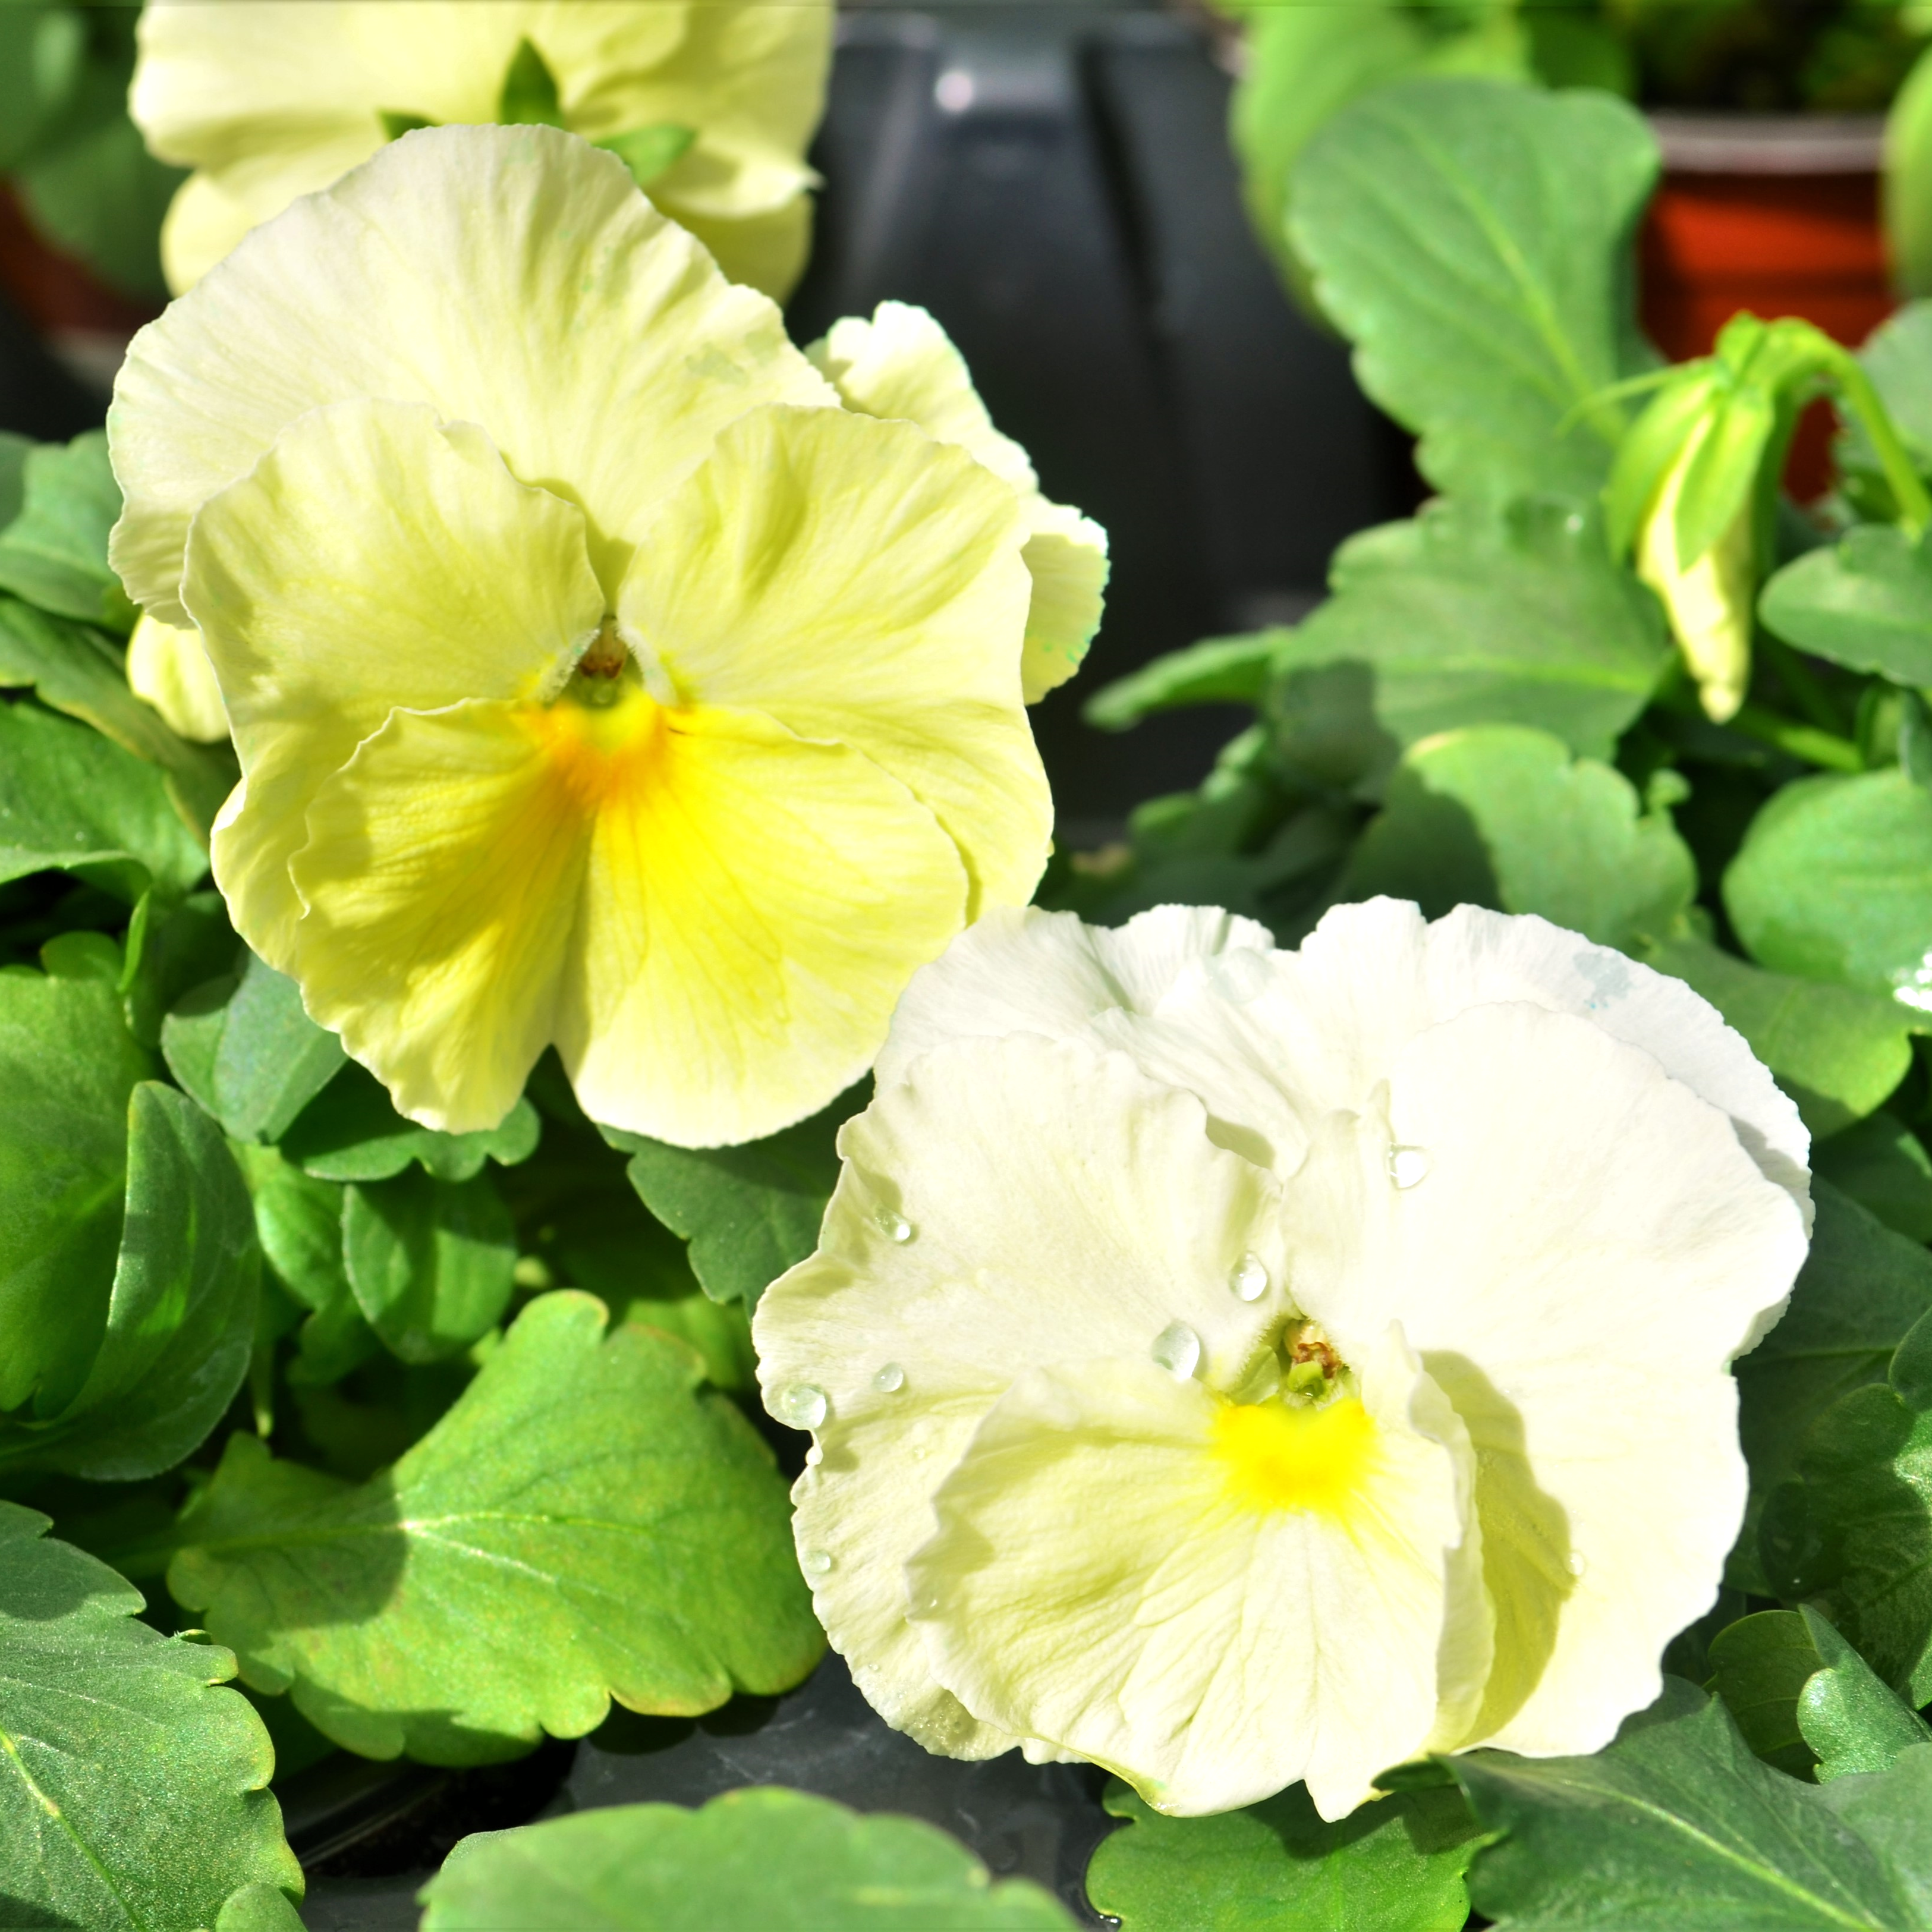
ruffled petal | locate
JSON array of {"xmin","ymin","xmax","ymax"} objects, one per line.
[
  {"xmin": 904, "ymin": 1330, "xmax": 1472, "ymax": 1818},
  {"xmin": 111, "ymin": 122, "xmax": 832, "ymax": 623},
  {"xmin": 1018, "ymin": 498, "xmax": 1109, "ymax": 702},
  {"xmin": 754, "ymin": 1033, "xmax": 1293, "ymax": 1757},
  {"xmin": 184, "ymin": 398, "xmax": 604, "ymax": 964},
  {"xmin": 555, "ymin": 699, "xmax": 969, "ymax": 1147},
  {"xmin": 126, "ymin": 611, "xmax": 227, "ymax": 743},
  {"xmin": 618, "ymin": 403, "xmax": 1047, "ymax": 916}
]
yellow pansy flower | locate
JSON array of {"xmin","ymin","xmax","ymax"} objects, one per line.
[
  {"xmin": 132, "ymin": 0, "xmax": 832, "ymax": 300},
  {"xmin": 754, "ymin": 899, "xmax": 1812, "ymax": 1816},
  {"xmin": 127, "ymin": 611, "xmax": 228, "ymax": 743},
  {"xmin": 108, "ymin": 125, "xmax": 1054, "ymax": 1148}
]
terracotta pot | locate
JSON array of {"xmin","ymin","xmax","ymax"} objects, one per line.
[{"xmin": 1640, "ymin": 112, "xmax": 1893, "ymax": 499}]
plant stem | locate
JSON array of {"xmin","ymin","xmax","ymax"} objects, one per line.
[
  {"xmin": 1725, "ymin": 702, "xmax": 1864, "ymax": 772},
  {"xmin": 1758, "ymin": 634, "xmax": 1849, "ymax": 735},
  {"xmin": 1829, "ymin": 348, "xmax": 1932, "ymax": 538}
]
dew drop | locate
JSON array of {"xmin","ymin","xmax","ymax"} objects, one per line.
[
  {"xmin": 872, "ymin": 1361, "xmax": 906, "ymax": 1393},
  {"xmin": 1152, "ymin": 1320, "xmax": 1201, "ymax": 1379},
  {"xmin": 776, "ymin": 1383, "xmax": 828, "ymax": 1428},
  {"xmin": 1565, "ymin": 1550, "xmax": 1588, "ymax": 1578},
  {"xmin": 874, "ymin": 1207, "xmax": 914, "ymax": 1242},
  {"xmin": 1387, "ymin": 1145, "xmax": 1431, "ymax": 1190},
  {"xmin": 1229, "ymin": 1253, "xmax": 1269, "ymax": 1302},
  {"xmin": 1209, "ymin": 948, "xmax": 1272, "ymax": 1006},
  {"xmin": 802, "ymin": 1549, "xmax": 833, "ymax": 1577}
]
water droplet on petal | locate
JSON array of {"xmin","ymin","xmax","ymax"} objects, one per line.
[
  {"xmin": 1152, "ymin": 1320, "xmax": 1201, "ymax": 1379},
  {"xmin": 874, "ymin": 1207, "xmax": 914, "ymax": 1242},
  {"xmin": 912, "ymin": 1590, "xmax": 941, "ymax": 1616},
  {"xmin": 1565, "ymin": 1550, "xmax": 1588, "ymax": 1578},
  {"xmin": 872, "ymin": 1361, "xmax": 906, "ymax": 1393},
  {"xmin": 1387, "ymin": 1145, "xmax": 1430, "ymax": 1190},
  {"xmin": 1208, "ymin": 948, "xmax": 1272, "ymax": 1006},
  {"xmin": 1229, "ymin": 1253, "xmax": 1269, "ymax": 1302},
  {"xmin": 802, "ymin": 1549, "xmax": 833, "ymax": 1577},
  {"xmin": 776, "ymin": 1383, "xmax": 829, "ymax": 1429}
]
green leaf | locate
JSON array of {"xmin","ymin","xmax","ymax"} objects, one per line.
[
  {"xmin": 0, "ymin": 1503, "xmax": 301, "ymax": 1930},
  {"xmin": 0, "ymin": 697, "xmax": 207, "ymax": 902},
  {"xmin": 229, "ymin": 1141, "xmax": 350, "ymax": 1314},
  {"xmin": 1734, "ymin": 1181, "xmax": 1932, "ymax": 1593},
  {"xmin": 1289, "ymin": 77, "xmax": 1656, "ymax": 505},
  {"xmin": 607, "ymin": 1083, "xmax": 867, "ymax": 1309},
  {"xmin": 342, "ymin": 1168, "xmax": 516, "ymax": 1365},
  {"xmin": 1796, "ymin": 1604, "xmax": 1932, "ymax": 1785},
  {"xmin": 1849, "ymin": 301, "xmax": 1932, "ymax": 474},
  {"xmin": 1815, "ymin": 1112, "xmax": 1932, "ymax": 1244},
  {"xmin": 594, "ymin": 122, "xmax": 696, "ymax": 189},
  {"xmin": 420, "ymin": 1788, "xmax": 1075, "ymax": 1930},
  {"xmin": 0, "ymin": 5, "xmax": 85, "ymax": 176},
  {"xmin": 282, "ymin": 1059, "xmax": 540, "ymax": 1182},
  {"xmin": 1335, "ymin": 724, "xmax": 1694, "ymax": 951},
  {"xmin": 161, "ymin": 948, "xmax": 347, "ymax": 1144},
  {"xmin": 167, "ymin": 1291, "xmax": 822, "ymax": 1763},
  {"xmin": 1083, "ymin": 631, "xmax": 1280, "ymax": 732},
  {"xmin": 216, "ymin": 1881, "xmax": 309, "ymax": 1932},
  {"xmin": 379, "ymin": 108, "xmax": 436, "ymax": 140},
  {"xmin": 1267, "ymin": 496, "xmax": 1669, "ymax": 792},
  {"xmin": 1455, "ymin": 1679, "xmax": 1918, "ymax": 1928},
  {"xmin": 498, "ymin": 36, "xmax": 565, "ymax": 127},
  {"xmin": 1725, "ymin": 771, "xmax": 1932, "ymax": 1005},
  {"xmin": 0, "ymin": 1082, "xmax": 259, "ymax": 1481},
  {"xmin": 0, "ymin": 962, "xmax": 153, "ymax": 1416},
  {"xmin": 121, "ymin": 888, "xmax": 237, "ymax": 1050},
  {"xmin": 0, "ymin": 431, "xmax": 132, "ymax": 630},
  {"xmin": 0, "ymin": 594, "xmax": 237, "ymax": 842},
  {"xmin": 1708, "ymin": 1610, "xmax": 1824, "ymax": 1779},
  {"xmin": 1640, "ymin": 936, "xmax": 1926, "ymax": 1137},
  {"xmin": 1085, "ymin": 1777, "xmax": 1482, "ymax": 1931},
  {"xmin": 1760, "ymin": 525, "xmax": 1932, "ymax": 688}
]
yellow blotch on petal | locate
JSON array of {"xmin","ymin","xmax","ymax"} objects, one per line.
[
  {"xmin": 1213, "ymin": 1396, "xmax": 1380, "ymax": 1518},
  {"xmin": 521, "ymin": 677, "xmax": 666, "ymax": 814}
]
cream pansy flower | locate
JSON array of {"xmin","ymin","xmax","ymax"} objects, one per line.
[
  {"xmin": 132, "ymin": 0, "xmax": 832, "ymax": 300},
  {"xmin": 127, "ymin": 611, "xmax": 227, "ymax": 743},
  {"xmin": 753, "ymin": 899, "xmax": 1812, "ymax": 1817},
  {"xmin": 807, "ymin": 303, "xmax": 1110, "ymax": 703},
  {"xmin": 108, "ymin": 124, "xmax": 1054, "ymax": 1148}
]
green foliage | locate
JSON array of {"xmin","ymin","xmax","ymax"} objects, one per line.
[
  {"xmin": 1085, "ymin": 1777, "xmax": 1483, "ymax": 1931},
  {"xmin": 1708, "ymin": 1610, "xmax": 1825, "ymax": 1777},
  {"xmin": 498, "ymin": 36, "xmax": 567, "ymax": 127},
  {"xmin": 419, "ymin": 1789, "xmax": 1076, "ymax": 1930},
  {"xmin": 282, "ymin": 1060, "xmax": 540, "ymax": 1182},
  {"xmin": 1083, "ymin": 632, "xmax": 1279, "ymax": 732},
  {"xmin": 0, "ymin": 1502, "xmax": 301, "ymax": 1930},
  {"xmin": 1290, "ymin": 78, "xmax": 1656, "ymax": 505},
  {"xmin": 608, "ymin": 1082, "xmax": 866, "ymax": 1308},
  {"xmin": 596, "ymin": 123, "xmax": 697, "ymax": 189},
  {"xmin": 1336, "ymin": 725, "xmax": 1695, "ymax": 950},
  {"xmin": 0, "ymin": 432, "xmax": 135, "ymax": 631},
  {"xmin": 1816, "ymin": 1112, "xmax": 1932, "ymax": 1244},
  {"xmin": 1761, "ymin": 525, "xmax": 1932, "ymax": 687},
  {"xmin": 1797, "ymin": 1604, "xmax": 1932, "ymax": 1784},
  {"xmin": 168, "ymin": 1292, "xmax": 822, "ymax": 1763},
  {"xmin": 342, "ymin": 1169, "xmax": 516, "ymax": 1365}
]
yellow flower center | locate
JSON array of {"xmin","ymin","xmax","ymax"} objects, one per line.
[
  {"xmin": 1212, "ymin": 1395, "xmax": 1379, "ymax": 1517},
  {"xmin": 521, "ymin": 676, "xmax": 666, "ymax": 815}
]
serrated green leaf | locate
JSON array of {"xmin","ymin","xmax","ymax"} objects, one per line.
[
  {"xmin": 167, "ymin": 1291, "xmax": 822, "ymax": 1763},
  {"xmin": 1085, "ymin": 1777, "xmax": 1482, "ymax": 1931},
  {"xmin": 1640, "ymin": 936, "xmax": 1926, "ymax": 1136},
  {"xmin": 0, "ymin": 1502, "xmax": 301, "ymax": 1930},
  {"xmin": 1266, "ymin": 497, "xmax": 1669, "ymax": 793},
  {"xmin": 1289, "ymin": 78, "xmax": 1656, "ymax": 505},
  {"xmin": 1796, "ymin": 1605, "xmax": 1932, "ymax": 1785},
  {"xmin": 1708, "ymin": 1611, "xmax": 1824, "ymax": 1778},
  {"xmin": 0, "ymin": 431, "xmax": 131, "ymax": 629},
  {"xmin": 1083, "ymin": 632, "xmax": 1281, "ymax": 732},
  {"xmin": 1734, "ymin": 1181, "xmax": 1932, "ymax": 1593},
  {"xmin": 161, "ymin": 948, "xmax": 347, "ymax": 1144},
  {"xmin": 1725, "ymin": 771, "xmax": 1932, "ymax": 1005},
  {"xmin": 0, "ymin": 963, "xmax": 153, "ymax": 1416},
  {"xmin": 0, "ymin": 1081, "xmax": 259, "ymax": 1481},
  {"xmin": 1336, "ymin": 724, "xmax": 1694, "ymax": 950},
  {"xmin": 0, "ymin": 697, "xmax": 206, "ymax": 902},
  {"xmin": 594, "ymin": 122, "xmax": 695, "ymax": 188},
  {"xmin": 1455, "ymin": 1679, "xmax": 1916, "ymax": 1928},
  {"xmin": 1815, "ymin": 1112, "xmax": 1932, "ymax": 1244},
  {"xmin": 229, "ymin": 1140, "xmax": 350, "ymax": 1313},
  {"xmin": 606, "ymin": 1083, "xmax": 867, "ymax": 1308},
  {"xmin": 342, "ymin": 1168, "xmax": 515, "ymax": 1365},
  {"xmin": 1760, "ymin": 525, "xmax": 1932, "ymax": 687},
  {"xmin": 282, "ymin": 1059, "xmax": 539, "ymax": 1182},
  {"xmin": 420, "ymin": 1789, "xmax": 1075, "ymax": 1930},
  {"xmin": 0, "ymin": 594, "xmax": 237, "ymax": 842}
]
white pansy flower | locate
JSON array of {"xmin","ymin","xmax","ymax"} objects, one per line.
[{"xmin": 753, "ymin": 899, "xmax": 1812, "ymax": 1817}]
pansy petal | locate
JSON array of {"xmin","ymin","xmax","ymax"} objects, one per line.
[
  {"xmin": 756, "ymin": 1033, "xmax": 1292, "ymax": 1754},
  {"xmin": 288, "ymin": 700, "xmax": 591, "ymax": 1132},
  {"xmin": 184, "ymin": 397, "xmax": 604, "ymax": 964},
  {"xmin": 1282, "ymin": 999, "xmax": 1809, "ymax": 1758},
  {"xmin": 127, "ymin": 611, "xmax": 227, "ymax": 744},
  {"xmin": 1019, "ymin": 499, "xmax": 1109, "ymax": 702},
  {"xmin": 555, "ymin": 701, "xmax": 968, "ymax": 1148},
  {"xmin": 904, "ymin": 1332, "xmax": 1471, "ymax": 1818},
  {"xmin": 657, "ymin": 191, "xmax": 813, "ymax": 305},
  {"xmin": 618, "ymin": 404, "xmax": 1047, "ymax": 915},
  {"xmin": 112, "ymin": 122, "xmax": 832, "ymax": 622}
]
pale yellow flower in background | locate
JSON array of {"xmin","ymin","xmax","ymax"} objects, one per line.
[
  {"xmin": 753, "ymin": 898, "xmax": 1813, "ymax": 1817},
  {"xmin": 109, "ymin": 125, "xmax": 1056, "ymax": 1147},
  {"xmin": 808, "ymin": 303, "xmax": 1110, "ymax": 703},
  {"xmin": 132, "ymin": 0, "xmax": 832, "ymax": 300},
  {"xmin": 127, "ymin": 610, "xmax": 226, "ymax": 742}
]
